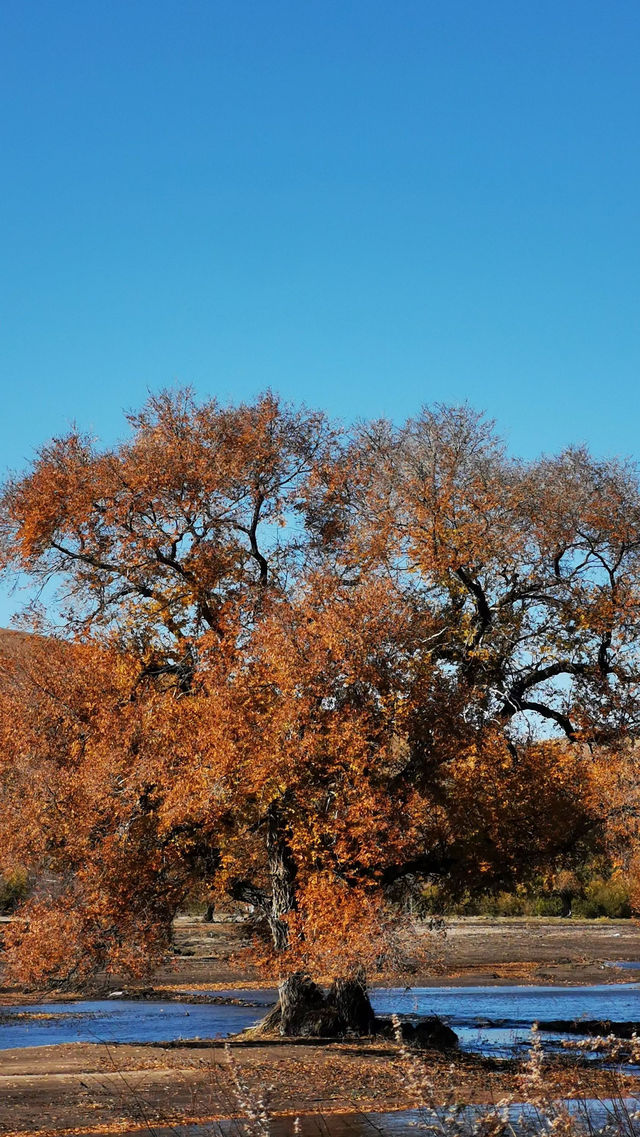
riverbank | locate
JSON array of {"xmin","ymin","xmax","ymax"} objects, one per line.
[
  {"xmin": 158, "ymin": 914, "xmax": 640, "ymax": 990},
  {"xmin": 1, "ymin": 1035, "xmax": 638, "ymax": 1136},
  {"xmin": 2, "ymin": 917, "xmax": 639, "ymax": 1007},
  {"xmin": 1, "ymin": 918, "xmax": 639, "ymax": 1136}
]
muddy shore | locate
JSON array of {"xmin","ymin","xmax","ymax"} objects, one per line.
[
  {"xmin": 3, "ymin": 916, "xmax": 640, "ymax": 1007},
  {"xmin": 1, "ymin": 1035, "xmax": 638, "ymax": 1136},
  {"xmin": 154, "ymin": 914, "xmax": 640, "ymax": 992}
]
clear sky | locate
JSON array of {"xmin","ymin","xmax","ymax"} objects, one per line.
[{"xmin": 1, "ymin": 1, "xmax": 639, "ymax": 622}]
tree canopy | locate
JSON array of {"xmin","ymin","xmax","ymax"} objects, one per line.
[{"xmin": 1, "ymin": 390, "xmax": 639, "ymax": 1010}]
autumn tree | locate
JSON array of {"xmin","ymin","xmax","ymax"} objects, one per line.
[
  {"xmin": 318, "ymin": 405, "xmax": 640, "ymax": 746},
  {"xmin": 0, "ymin": 391, "xmax": 639, "ymax": 1033}
]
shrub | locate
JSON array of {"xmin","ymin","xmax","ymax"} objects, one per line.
[
  {"xmin": 418, "ymin": 875, "xmax": 632, "ymax": 919},
  {"xmin": 0, "ymin": 868, "xmax": 29, "ymax": 913},
  {"xmin": 491, "ymin": 891, "xmax": 526, "ymax": 916},
  {"xmin": 531, "ymin": 895, "xmax": 564, "ymax": 917},
  {"xmin": 572, "ymin": 875, "xmax": 631, "ymax": 919}
]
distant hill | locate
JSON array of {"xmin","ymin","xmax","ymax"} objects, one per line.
[{"xmin": 0, "ymin": 628, "xmax": 36, "ymax": 659}]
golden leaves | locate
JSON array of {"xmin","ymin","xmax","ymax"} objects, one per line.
[{"xmin": 2, "ymin": 390, "xmax": 640, "ymax": 986}]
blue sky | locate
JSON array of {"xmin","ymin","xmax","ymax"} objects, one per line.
[{"xmin": 1, "ymin": 1, "xmax": 639, "ymax": 621}]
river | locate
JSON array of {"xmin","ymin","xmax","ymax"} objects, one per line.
[{"xmin": 1, "ymin": 981, "xmax": 638, "ymax": 1057}]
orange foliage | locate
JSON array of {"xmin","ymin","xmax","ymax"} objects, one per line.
[{"xmin": 0, "ymin": 391, "xmax": 638, "ymax": 988}]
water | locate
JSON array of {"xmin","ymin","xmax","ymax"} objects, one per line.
[
  {"xmin": 370, "ymin": 983, "xmax": 640, "ymax": 1058},
  {"xmin": 0, "ymin": 998, "xmax": 266, "ymax": 1049},
  {"xmin": 0, "ymin": 983, "xmax": 638, "ymax": 1057},
  {"xmin": 68, "ymin": 1101, "xmax": 640, "ymax": 1137}
]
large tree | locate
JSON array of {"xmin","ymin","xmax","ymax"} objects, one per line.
[
  {"xmin": 323, "ymin": 405, "xmax": 640, "ymax": 745},
  {"xmin": 1, "ymin": 392, "xmax": 638, "ymax": 1032}
]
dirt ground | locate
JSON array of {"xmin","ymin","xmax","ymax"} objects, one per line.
[
  {"xmin": 1, "ymin": 1036, "xmax": 637, "ymax": 1136},
  {"xmin": 150, "ymin": 914, "xmax": 640, "ymax": 991},
  {"xmin": 3, "ymin": 915, "xmax": 639, "ymax": 1004},
  {"xmin": 1, "ymin": 917, "xmax": 640, "ymax": 1135}
]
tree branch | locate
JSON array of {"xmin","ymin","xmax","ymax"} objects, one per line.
[{"xmin": 454, "ymin": 567, "xmax": 492, "ymax": 645}]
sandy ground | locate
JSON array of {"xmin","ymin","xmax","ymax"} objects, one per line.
[
  {"xmin": 1, "ymin": 917, "xmax": 640, "ymax": 1135},
  {"xmin": 4, "ymin": 915, "xmax": 639, "ymax": 1004},
  {"xmin": 1, "ymin": 1036, "xmax": 637, "ymax": 1136},
  {"xmin": 151, "ymin": 914, "xmax": 640, "ymax": 991}
]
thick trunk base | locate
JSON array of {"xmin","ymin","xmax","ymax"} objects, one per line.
[
  {"xmin": 328, "ymin": 976, "xmax": 376, "ymax": 1035},
  {"xmin": 246, "ymin": 973, "xmax": 374, "ymax": 1038},
  {"xmin": 244, "ymin": 972, "xmax": 457, "ymax": 1050}
]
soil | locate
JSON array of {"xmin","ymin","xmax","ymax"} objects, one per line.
[
  {"xmin": 1, "ymin": 1036, "xmax": 637, "ymax": 1137},
  {"xmin": 127, "ymin": 913, "xmax": 640, "ymax": 996},
  {"xmin": 4, "ymin": 915, "xmax": 639, "ymax": 1004},
  {"xmin": 1, "ymin": 916, "xmax": 639, "ymax": 1135},
  {"xmin": 108, "ymin": 913, "xmax": 640, "ymax": 993}
]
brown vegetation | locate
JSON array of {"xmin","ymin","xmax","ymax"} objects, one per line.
[{"xmin": 0, "ymin": 391, "xmax": 639, "ymax": 1034}]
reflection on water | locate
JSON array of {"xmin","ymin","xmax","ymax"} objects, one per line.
[
  {"xmin": 0, "ymin": 983, "xmax": 638, "ymax": 1057},
  {"xmin": 69, "ymin": 1101, "xmax": 640, "ymax": 1137}
]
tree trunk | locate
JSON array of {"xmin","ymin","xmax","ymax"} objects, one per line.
[
  {"xmin": 265, "ymin": 802, "xmax": 296, "ymax": 951},
  {"xmin": 230, "ymin": 802, "xmax": 297, "ymax": 951},
  {"xmin": 560, "ymin": 892, "xmax": 572, "ymax": 918},
  {"xmin": 328, "ymin": 975, "xmax": 376, "ymax": 1035},
  {"xmin": 246, "ymin": 971, "xmax": 377, "ymax": 1038},
  {"xmin": 279, "ymin": 973, "xmax": 339, "ymax": 1035}
]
